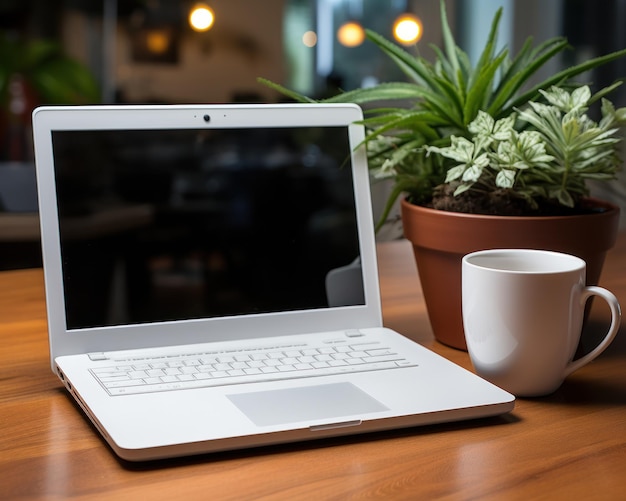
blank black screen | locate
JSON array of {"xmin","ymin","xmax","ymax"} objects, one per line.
[{"xmin": 51, "ymin": 127, "xmax": 363, "ymax": 330}]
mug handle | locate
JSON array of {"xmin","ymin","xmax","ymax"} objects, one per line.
[{"xmin": 564, "ymin": 286, "xmax": 622, "ymax": 377}]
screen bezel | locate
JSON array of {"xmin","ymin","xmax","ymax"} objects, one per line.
[{"xmin": 32, "ymin": 104, "xmax": 382, "ymax": 364}]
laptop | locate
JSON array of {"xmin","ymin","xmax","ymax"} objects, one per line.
[{"xmin": 32, "ymin": 103, "xmax": 514, "ymax": 461}]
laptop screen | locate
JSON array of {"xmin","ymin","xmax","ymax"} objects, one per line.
[{"xmin": 51, "ymin": 126, "xmax": 364, "ymax": 330}]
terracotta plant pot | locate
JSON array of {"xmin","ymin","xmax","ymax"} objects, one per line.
[{"xmin": 401, "ymin": 197, "xmax": 621, "ymax": 350}]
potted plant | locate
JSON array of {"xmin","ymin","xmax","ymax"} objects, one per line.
[
  {"xmin": 0, "ymin": 31, "xmax": 99, "ymax": 162},
  {"xmin": 260, "ymin": 0, "xmax": 626, "ymax": 349},
  {"xmin": 0, "ymin": 31, "xmax": 99, "ymax": 212}
]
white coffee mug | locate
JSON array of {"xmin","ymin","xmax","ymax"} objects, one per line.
[{"xmin": 462, "ymin": 249, "xmax": 621, "ymax": 397}]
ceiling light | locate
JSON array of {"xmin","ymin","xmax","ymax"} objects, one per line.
[
  {"xmin": 302, "ymin": 31, "xmax": 318, "ymax": 48},
  {"xmin": 337, "ymin": 21, "xmax": 365, "ymax": 48},
  {"xmin": 393, "ymin": 13, "xmax": 423, "ymax": 45},
  {"xmin": 189, "ymin": 3, "xmax": 215, "ymax": 32}
]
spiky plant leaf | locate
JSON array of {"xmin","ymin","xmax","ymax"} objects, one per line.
[{"xmin": 259, "ymin": 0, "xmax": 626, "ymax": 218}]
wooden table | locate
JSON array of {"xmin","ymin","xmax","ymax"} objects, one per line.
[{"xmin": 2, "ymin": 235, "xmax": 626, "ymax": 500}]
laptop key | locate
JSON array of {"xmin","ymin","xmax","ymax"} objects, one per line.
[{"xmin": 95, "ymin": 359, "xmax": 417, "ymax": 396}]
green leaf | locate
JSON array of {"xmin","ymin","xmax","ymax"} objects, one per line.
[
  {"xmin": 464, "ymin": 49, "xmax": 509, "ymax": 123},
  {"xmin": 365, "ymin": 30, "xmax": 439, "ymax": 90},
  {"xmin": 436, "ymin": 135, "xmax": 476, "ymax": 163},
  {"xmin": 0, "ymin": 35, "xmax": 100, "ymax": 105},
  {"xmin": 462, "ymin": 164, "xmax": 484, "ymax": 182},
  {"xmin": 445, "ymin": 165, "xmax": 466, "ymax": 182},
  {"xmin": 431, "ymin": 73, "xmax": 465, "ymax": 122},
  {"xmin": 256, "ymin": 78, "xmax": 316, "ymax": 103},
  {"xmin": 553, "ymin": 188, "xmax": 575, "ymax": 207},
  {"xmin": 497, "ymin": 36, "xmax": 534, "ymax": 85},
  {"xmin": 496, "ymin": 169, "xmax": 516, "ymax": 188},
  {"xmin": 364, "ymin": 30, "xmax": 465, "ymax": 128},
  {"xmin": 374, "ymin": 176, "xmax": 423, "ymax": 231},
  {"xmin": 453, "ymin": 183, "xmax": 472, "ymax": 196},
  {"xmin": 439, "ymin": 0, "xmax": 462, "ymax": 89},
  {"xmin": 361, "ymin": 112, "xmax": 440, "ymax": 144},
  {"xmin": 386, "ymin": 138, "xmax": 425, "ymax": 164},
  {"xmin": 489, "ymin": 37, "xmax": 570, "ymax": 116},
  {"xmin": 361, "ymin": 108, "xmax": 450, "ymax": 128},
  {"xmin": 257, "ymin": 2, "xmax": 626, "ymax": 216},
  {"xmin": 467, "ymin": 5, "xmax": 503, "ymax": 91},
  {"xmin": 511, "ymin": 46, "xmax": 626, "ymax": 111},
  {"xmin": 468, "ymin": 111, "xmax": 495, "ymax": 136},
  {"xmin": 590, "ymin": 82, "xmax": 623, "ymax": 106},
  {"xmin": 32, "ymin": 58, "xmax": 99, "ymax": 103},
  {"xmin": 322, "ymin": 82, "xmax": 424, "ymax": 104}
]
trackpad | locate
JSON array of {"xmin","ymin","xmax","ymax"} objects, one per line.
[{"xmin": 227, "ymin": 382, "xmax": 389, "ymax": 427}]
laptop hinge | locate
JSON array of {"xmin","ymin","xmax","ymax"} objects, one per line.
[{"xmin": 88, "ymin": 352, "xmax": 108, "ymax": 361}]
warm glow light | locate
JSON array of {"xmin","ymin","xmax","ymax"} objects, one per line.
[
  {"xmin": 337, "ymin": 21, "xmax": 365, "ymax": 47},
  {"xmin": 393, "ymin": 14, "xmax": 423, "ymax": 45},
  {"xmin": 302, "ymin": 31, "xmax": 317, "ymax": 48},
  {"xmin": 189, "ymin": 4, "xmax": 215, "ymax": 32},
  {"xmin": 146, "ymin": 31, "xmax": 170, "ymax": 54}
]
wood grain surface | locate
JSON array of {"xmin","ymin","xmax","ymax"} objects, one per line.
[{"xmin": 2, "ymin": 235, "xmax": 626, "ymax": 500}]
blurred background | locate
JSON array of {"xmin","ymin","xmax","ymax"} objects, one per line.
[{"xmin": 1, "ymin": 0, "xmax": 625, "ymax": 270}]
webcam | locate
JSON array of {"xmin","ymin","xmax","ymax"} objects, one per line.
[{"xmin": 203, "ymin": 114, "xmax": 210, "ymax": 123}]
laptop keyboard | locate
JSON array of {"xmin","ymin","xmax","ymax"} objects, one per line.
[{"xmin": 90, "ymin": 341, "xmax": 417, "ymax": 396}]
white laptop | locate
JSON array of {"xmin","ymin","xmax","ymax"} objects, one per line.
[{"xmin": 32, "ymin": 103, "xmax": 514, "ymax": 461}]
